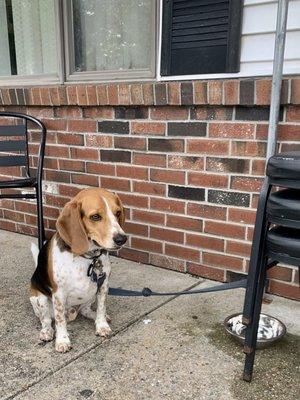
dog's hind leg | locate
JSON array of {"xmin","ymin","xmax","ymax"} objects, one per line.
[
  {"xmin": 79, "ymin": 302, "xmax": 96, "ymax": 320},
  {"xmin": 30, "ymin": 291, "xmax": 54, "ymax": 342}
]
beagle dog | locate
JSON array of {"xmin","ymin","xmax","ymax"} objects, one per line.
[{"xmin": 29, "ymin": 188, "xmax": 127, "ymax": 353}]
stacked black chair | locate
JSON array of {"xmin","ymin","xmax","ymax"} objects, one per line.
[
  {"xmin": 242, "ymin": 152, "xmax": 300, "ymax": 382},
  {"xmin": 0, "ymin": 112, "xmax": 46, "ymax": 249}
]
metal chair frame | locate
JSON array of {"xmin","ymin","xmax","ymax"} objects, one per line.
[
  {"xmin": 242, "ymin": 174, "xmax": 300, "ymax": 382},
  {"xmin": 0, "ymin": 112, "xmax": 46, "ymax": 249}
]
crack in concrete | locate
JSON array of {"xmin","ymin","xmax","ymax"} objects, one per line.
[{"xmin": 4, "ymin": 280, "xmax": 203, "ymax": 400}]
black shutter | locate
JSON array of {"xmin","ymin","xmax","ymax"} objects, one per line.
[{"xmin": 161, "ymin": 0, "xmax": 243, "ymax": 76}]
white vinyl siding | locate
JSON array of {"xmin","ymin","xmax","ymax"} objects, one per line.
[{"xmin": 240, "ymin": 0, "xmax": 300, "ymax": 76}]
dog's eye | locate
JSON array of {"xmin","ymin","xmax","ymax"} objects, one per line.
[
  {"xmin": 90, "ymin": 214, "xmax": 101, "ymax": 221},
  {"xmin": 115, "ymin": 211, "xmax": 121, "ymax": 219}
]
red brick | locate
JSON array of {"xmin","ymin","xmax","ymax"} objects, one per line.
[
  {"xmin": 150, "ymin": 169, "xmax": 185, "ymax": 185},
  {"xmin": 226, "ymin": 240, "xmax": 251, "ymax": 257},
  {"xmin": 86, "ymin": 85, "xmax": 97, "ymax": 105},
  {"xmin": 187, "ymin": 263, "xmax": 225, "ymax": 281},
  {"xmin": 150, "ymin": 197, "xmax": 185, "ymax": 214},
  {"xmin": 56, "ymin": 106, "xmax": 82, "ymax": 118},
  {"xmin": 72, "ymin": 173, "xmax": 99, "ymax": 186},
  {"xmin": 133, "ymin": 209, "xmax": 165, "ymax": 225},
  {"xmin": 96, "ymin": 85, "xmax": 108, "ymax": 105},
  {"xmin": 0, "ymin": 220, "xmax": 16, "ymax": 231},
  {"xmin": 208, "ymin": 81, "xmax": 223, "ymax": 104},
  {"xmin": 228, "ymin": 208, "xmax": 256, "ymax": 225},
  {"xmin": 31, "ymin": 88, "xmax": 41, "ymax": 105},
  {"xmin": 59, "ymin": 159, "xmax": 85, "ymax": 172},
  {"xmin": 168, "ymin": 155, "xmax": 204, "ymax": 170},
  {"xmin": 131, "ymin": 84, "xmax": 143, "ymax": 104},
  {"xmin": 168, "ymin": 82, "xmax": 181, "ymax": 105},
  {"xmin": 1, "ymin": 88, "xmax": 11, "ymax": 104},
  {"xmin": 118, "ymin": 84, "xmax": 130, "ymax": 105},
  {"xmin": 107, "ymin": 85, "xmax": 118, "ymax": 104},
  {"xmin": 255, "ymin": 80, "xmax": 271, "ymax": 105},
  {"xmin": 247, "ymin": 227, "xmax": 254, "ymax": 242},
  {"xmin": 43, "ymin": 118, "xmax": 67, "ymax": 131},
  {"xmin": 86, "ymin": 162, "xmax": 115, "ymax": 176},
  {"xmin": 45, "ymin": 170, "xmax": 71, "ymax": 183},
  {"xmin": 86, "ymin": 134, "xmax": 113, "ymax": 148},
  {"xmin": 291, "ymin": 78, "xmax": 300, "ymax": 104},
  {"xmin": 101, "ymin": 177, "xmax": 130, "ymax": 191},
  {"xmin": 186, "ymin": 234, "xmax": 224, "ymax": 251},
  {"xmin": 131, "ymin": 237, "xmax": 162, "ymax": 253},
  {"xmin": 131, "ymin": 122, "xmax": 165, "ymax": 136},
  {"xmin": 187, "ymin": 139, "xmax": 229, "ymax": 155},
  {"xmin": 231, "ymin": 176, "xmax": 263, "ymax": 192},
  {"xmin": 268, "ymin": 280, "xmax": 299, "ymax": 301},
  {"xmin": 57, "ymin": 132, "xmax": 84, "ymax": 146},
  {"xmin": 57, "ymin": 87, "xmax": 67, "ymax": 104},
  {"xmin": 150, "ymin": 254, "xmax": 185, "ymax": 272},
  {"xmin": 125, "ymin": 221, "xmax": 148, "ymax": 236},
  {"xmin": 114, "ymin": 137, "xmax": 146, "ymax": 151},
  {"xmin": 252, "ymin": 159, "xmax": 266, "ymax": 175},
  {"xmin": 68, "ymin": 119, "xmax": 96, "ymax": 132},
  {"xmin": 286, "ymin": 106, "xmax": 300, "ymax": 122},
  {"xmin": 136, "ymin": 84, "xmax": 150, "ymax": 106},
  {"xmin": 150, "ymin": 226, "xmax": 184, "ymax": 243},
  {"xmin": 194, "ymin": 81, "xmax": 207, "ymax": 104},
  {"xmin": 209, "ymin": 123, "xmax": 255, "ymax": 139},
  {"xmin": 188, "ymin": 172, "xmax": 228, "ymax": 188},
  {"xmin": 187, "ymin": 203, "xmax": 227, "ymax": 220},
  {"xmin": 83, "ymin": 106, "xmax": 114, "ymax": 119},
  {"xmin": 3, "ymin": 210, "xmax": 25, "ymax": 223},
  {"xmin": 256, "ymin": 124, "xmax": 268, "ymax": 140},
  {"xmin": 116, "ymin": 165, "xmax": 148, "ymax": 180},
  {"xmin": 45, "ymin": 145, "xmax": 69, "ymax": 158},
  {"xmin": 192, "ymin": 106, "xmax": 232, "ymax": 121},
  {"xmin": 150, "ymin": 106, "xmax": 188, "ymax": 120},
  {"xmin": 224, "ymin": 80, "xmax": 239, "ymax": 105},
  {"xmin": 165, "ymin": 243, "xmax": 199, "ymax": 262},
  {"xmin": 40, "ymin": 88, "xmax": 51, "ymax": 105},
  {"xmin": 231, "ymin": 141, "xmax": 266, "ymax": 157},
  {"xmin": 118, "ymin": 193, "xmax": 148, "ymax": 208},
  {"xmin": 27, "ymin": 106, "xmax": 54, "ymax": 118},
  {"xmin": 58, "ymin": 185, "xmax": 81, "ymax": 197},
  {"xmin": 267, "ymin": 266, "xmax": 293, "ymax": 282},
  {"xmin": 76, "ymin": 86, "xmax": 88, "ymax": 106},
  {"xmin": 203, "ymin": 252, "xmax": 243, "ymax": 270},
  {"xmin": 66, "ymin": 86, "xmax": 77, "ymax": 104},
  {"xmin": 278, "ymin": 124, "xmax": 300, "ymax": 141},
  {"xmin": 133, "ymin": 181, "xmax": 165, "ymax": 196},
  {"xmin": 167, "ymin": 215, "xmax": 202, "ymax": 232},
  {"xmin": 71, "ymin": 147, "xmax": 98, "ymax": 160},
  {"xmin": 119, "ymin": 247, "xmax": 149, "ymax": 264},
  {"xmin": 205, "ymin": 221, "xmax": 246, "ymax": 239}
]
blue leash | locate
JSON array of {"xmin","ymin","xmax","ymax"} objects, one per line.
[{"xmin": 108, "ymin": 278, "xmax": 247, "ymax": 297}]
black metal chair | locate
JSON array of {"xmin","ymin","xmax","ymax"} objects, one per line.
[
  {"xmin": 0, "ymin": 112, "xmax": 46, "ymax": 249},
  {"xmin": 242, "ymin": 152, "xmax": 300, "ymax": 382}
]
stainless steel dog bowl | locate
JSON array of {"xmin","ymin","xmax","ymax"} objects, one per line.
[{"xmin": 223, "ymin": 313, "xmax": 286, "ymax": 349}]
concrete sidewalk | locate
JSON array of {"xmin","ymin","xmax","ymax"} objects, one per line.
[{"xmin": 0, "ymin": 230, "xmax": 299, "ymax": 400}]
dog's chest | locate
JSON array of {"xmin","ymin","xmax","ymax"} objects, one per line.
[{"xmin": 52, "ymin": 244, "xmax": 98, "ymax": 306}]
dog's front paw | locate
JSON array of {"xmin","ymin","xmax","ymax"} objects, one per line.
[
  {"xmin": 95, "ymin": 322, "xmax": 112, "ymax": 337},
  {"xmin": 55, "ymin": 338, "xmax": 72, "ymax": 353},
  {"xmin": 39, "ymin": 327, "xmax": 54, "ymax": 342}
]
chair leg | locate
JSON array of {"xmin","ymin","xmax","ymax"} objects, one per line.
[
  {"xmin": 242, "ymin": 179, "xmax": 271, "ymax": 326},
  {"xmin": 36, "ymin": 183, "xmax": 45, "ymax": 250},
  {"xmin": 243, "ymin": 257, "xmax": 268, "ymax": 382}
]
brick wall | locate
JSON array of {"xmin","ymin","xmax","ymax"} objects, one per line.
[{"xmin": 0, "ymin": 78, "xmax": 299, "ymax": 300}]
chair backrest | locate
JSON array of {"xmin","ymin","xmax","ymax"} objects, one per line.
[{"xmin": 0, "ymin": 112, "xmax": 46, "ymax": 181}]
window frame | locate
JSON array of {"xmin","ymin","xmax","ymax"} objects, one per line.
[
  {"xmin": 0, "ymin": 0, "xmax": 158, "ymax": 86},
  {"xmin": 63, "ymin": 0, "xmax": 158, "ymax": 83}
]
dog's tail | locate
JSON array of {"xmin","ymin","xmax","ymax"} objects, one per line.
[{"xmin": 31, "ymin": 242, "xmax": 39, "ymax": 267}]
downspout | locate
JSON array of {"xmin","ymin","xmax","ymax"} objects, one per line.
[{"xmin": 266, "ymin": 0, "xmax": 289, "ymax": 160}]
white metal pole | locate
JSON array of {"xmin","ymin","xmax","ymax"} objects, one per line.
[{"xmin": 266, "ymin": 0, "xmax": 289, "ymax": 160}]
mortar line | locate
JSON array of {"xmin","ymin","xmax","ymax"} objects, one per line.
[{"xmin": 4, "ymin": 279, "xmax": 204, "ymax": 400}]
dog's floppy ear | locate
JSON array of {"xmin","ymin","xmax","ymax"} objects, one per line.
[
  {"xmin": 115, "ymin": 194, "xmax": 125, "ymax": 229},
  {"xmin": 56, "ymin": 201, "xmax": 89, "ymax": 255}
]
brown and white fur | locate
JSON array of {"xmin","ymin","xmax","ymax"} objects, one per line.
[{"xmin": 29, "ymin": 188, "xmax": 127, "ymax": 353}]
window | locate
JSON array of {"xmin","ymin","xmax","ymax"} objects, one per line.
[
  {"xmin": 161, "ymin": 0, "xmax": 243, "ymax": 76},
  {"xmin": 0, "ymin": 0, "xmax": 157, "ymax": 84},
  {"xmin": 0, "ymin": 0, "xmax": 59, "ymax": 79}
]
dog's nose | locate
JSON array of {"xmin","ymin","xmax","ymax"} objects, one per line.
[{"xmin": 113, "ymin": 234, "xmax": 127, "ymax": 246}]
